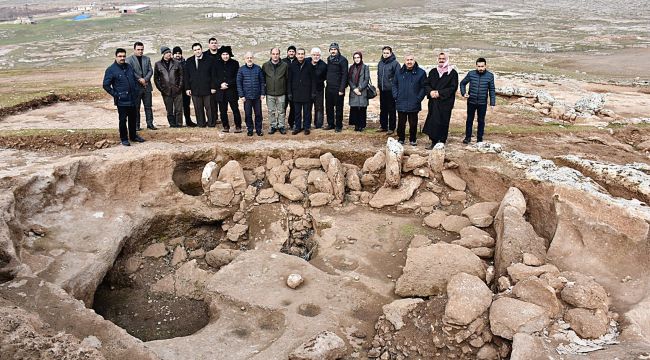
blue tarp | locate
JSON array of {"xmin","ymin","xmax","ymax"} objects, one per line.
[{"xmin": 73, "ymin": 14, "xmax": 91, "ymax": 21}]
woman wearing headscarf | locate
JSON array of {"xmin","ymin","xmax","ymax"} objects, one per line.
[
  {"xmin": 423, "ymin": 52, "xmax": 458, "ymax": 149},
  {"xmin": 348, "ymin": 51, "xmax": 370, "ymax": 131}
]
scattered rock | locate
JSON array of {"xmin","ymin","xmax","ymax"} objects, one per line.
[
  {"xmin": 382, "ymin": 298, "xmax": 423, "ymax": 330},
  {"xmin": 369, "ymin": 176, "xmax": 423, "ymax": 208},
  {"xmin": 360, "ymin": 174, "xmax": 377, "ymax": 187},
  {"xmin": 287, "ymin": 204, "xmax": 305, "ymax": 217},
  {"xmin": 402, "ymin": 154, "xmax": 428, "ymax": 172},
  {"xmin": 452, "ymin": 229, "xmax": 495, "ymax": 248},
  {"xmin": 273, "ymin": 183, "xmax": 304, "ymax": 201},
  {"xmin": 208, "ymin": 181, "xmax": 235, "ymax": 207},
  {"xmin": 363, "ymin": 150, "xmax": 386, "ymax": 173},
  {"xmin": 497, "ymin": 276, "xmax": 511, "ymax": 292},
  {"xmin": 423, "ymin": 210, "xmax": 448, "ymax": 228},
  {"xmin": 295, "ymin": 157, "xmax": 322, "ymax": 170},
  {"xmin": 227, "ymin": 224, "xmax": 249, "ymax": 242},
  {"xmin": 142, "ymin": 243, "xmax": 167, "ymax": 258},
  {"xmin": 476, "ymin": 344, "xmax": 499, "ymax": 360},
  {"xmin": 442, "ymin": 170, "xmax": 466, "ymax": 191},
  {"xmin": 309, "ymin": 193, "xmax": 333, "ymax": 207},
  {"xmin": 410, "ymin": 234, "xmax": 432, "ymax": 248},
  {"xmin": 471, "ymin": 247, "xmax": 494, "ymax": 258},
  {"xmin": 560, "ymin": 272, "xmax": 608, "ymax": 310},
  {"xmin": 442, "ymin": 215, "xmax": 472, "ymax": 233},
  {"xmin": 412, "ymin": 167, "xmax": 430, "ymax": 178},
  {"xmin": 462, "ymin": 202, "xmax": 499, "ymax": 227},
  {"xmin": 256, "ymin": 188, "xmax": 279, "ymax": 204},
  {"xmin": 289, "ymin": 331, "xmax": 347, "ymax": 360},
  {"xmin": 445, "ymin": 273, "xmax": 493, "ymax": 326},
  {"xmin": 522, "ymin": 253, "xmax": 544, "ymax": 266},
  {"xmin": 287, "ymin": 273, "xmax": 304, "ymax": 289},
  {"xmin": 188, "ymin": 248, "xmax": 205, "ymax": 259},
  {"xmin": 266, "ymin": 156, "xmax": 282, "ymax": 170},
  {"xmin": 507, "ymin": 263, "xmax": 560, "ymax": 284},
  {"xmin": 564, "ymin": 308, "xmax": 609, "ymax": 339},
  {"xmin": 510, "ymin": 333, "xmax": 549, "ymax": 360},
  {"xmin": 413, "ymin": 191, "xmax": 440, "ymax": 208},
  {"xmin": 574, "ymin": 93, "xmax": 605, "ymax": 114},
  {"xmin": 512, "ymin": 277, "xmax": 561, "ymax": 317},
  {"xmin": 268, "ymin": 165, "xmax": 290, "ymax": 185},
  {"xmin": 308, "ymin": 170, "xmax": 333, "ymax": 194},
  {"xmin": 489, "ymin": 297, "xmax": 551, "ymax": 340},
  {"xmin": 205, "ymin": 248, "xmax": 241, "ymax": 269},
  {"xmin": 171, "ymin": 246, "xmax": 187, "ymax": 266}
]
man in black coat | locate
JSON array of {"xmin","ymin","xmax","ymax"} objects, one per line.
[
  {"xmin": 283, "ymin": 45, "xmax": 297, "ymax": 129},
  {"xmin": 423, "ymin": 52, "xmax": 458, "ymax": 149},
  {"xmin": 154, "ymin": 46, "xmax": 184, "ymax": 128},
  {"xmin": 325, "ymin": 42, "xmax": 348, "ymax": 132},
  {"xmin": 215, "ymin": 46, "xmax": 242, "ymax": 132},
  {"xmin": 288, "ymin": 48, "xmax": 317, "ymax": 135},
  {"xmin": 204, "ymin": 37, "xmax": 221, "ymax": 126},
  {"xmin": 172, "ymin": 46, "xmax": 196, "ymax": 127},
  {"xmin": 184, "ymin": 43, "xmax": 217, "ymax": 127},
  {"xmin": 309, "ymin": 47, "xmax": 328, "ymax": 129}
]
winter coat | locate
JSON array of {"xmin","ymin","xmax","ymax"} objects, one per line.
[
  {"xmin": 348, "ymin": 63, "xmax": 370, "ymax": 107},
  {"xmin": 103, "ymin": 61, "xmax": 138, "ymax": 107},
  {"xmin": 423, "ymin": 68, "xmax": 459, "ymax": 138},
  {"xmin": 125, "ymin": 54, "xmax": 153, "ymax": 92},
  {"xmin": 184, "ymin": 55, "xmax": 217, "ymax": 97},
  {"xmin": 262, "ymin": 60, "xmax": 289, "ymax": 96},
  {"xmin": 392, "ymin": 62, "xmax": 426, "ymax": 113},
  {"xmin": 237, "ymin": 64, "xmax": 266, "ymax": 100},
  {"xmin": 153, "ymin": 59, "xmax": 183, "ymax": 97},
  {"xmin": 377, "ymin": 53, "xmax": 400, "ymax": 92},
  {"xmin": 459, "ymin": 70, "xmax": 496, "ymax": 106},
  {"xmin": 308, "ymin": 58, "xmax": 328, "ymax": 91},
  {"xmin": 215, "ymin": 59, "xmax": 240, "ymax": 101},
  {"xmin": 326, "ymin": 54, "xmax": 349, "ymax": 93},
  {"xmin": 288, "ymin": 60, "xmax": 317, "ymax": 103}
]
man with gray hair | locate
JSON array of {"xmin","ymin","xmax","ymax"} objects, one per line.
[
  {"xmin": 262, "ymin": 47, "xmax": 289, "ymax": 134},
  {"xmin": 310, "ymin": 47, "xmax": 327, "ymax": 129},
  {"xmin": 237, "ymin": 52, "xmax": 266, "ymax": 136}
]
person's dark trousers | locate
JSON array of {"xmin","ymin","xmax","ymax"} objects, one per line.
[
  {"xmin": 182, "ymin": 92, "xmax": 193, "ymax": 125},
  {"xmin": 294, "ymin": 102, "xmax": 312, "ymax": 130},
  {"xmin": 397, "ymin": 111, "xmax": 418, "ymax": 143},
  {"xmin": 219, "ymin": 99, "xmax": 243, "ymax": 129},
  {"xmin": 312, "ymin": 89, "xmax": 324, "ymax": 128},
  {"xmin": 325, "ymin": 89, "xmax": 344, "ymax": 130},
  {"xmin": 117, "ymin": 106, "xmax": 138, "ymax": 141},
  {"xmin": 162, "ymin": 94, "xmax": 183, "ymax": 127},
  {"xmin": 350, "ymin": 106, "xmax": 367, "ymax": 130},
  {"xmin": 135, "ymin": 90, "xmax": 154, "ymax": 128},
  {"xmin": 208, "ymin": 93, "xmax": 219, "ymax": 127},
  {"xmin": 285, "ymin": 99, "xmax": 295, "ymax": 128},
  {"xmin": 465, "ymin": 102, "xmax": 488, "ymax": 141},
  {"xmin": 244, "ymin": 99, "xmax": 263, "ymax": 133},
  {"xmin": 379, "ymin": 90, "xmax": 397, "ymax": 131},
  {"xmin": 191, "ymin": 95, "xmax": 212, "ymax": 127}
]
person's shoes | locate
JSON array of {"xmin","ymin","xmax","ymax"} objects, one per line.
[
  {"xmin": 136, "ymin": 127, "xmax": 143, "ymax": 131},
  {"xmin": 398, "ymin": 140, "xmax": 404, "ymax": 145},
  {"xmin": 434, "ymin": 142, "xmax": 445, "ymax": 150},
  {"xmin": 462, "ymin": 138, "xmax": 470, "ymax": 144},
  {"xmin": 359, "ymin": 128, "xmax": 365, "ymax": 132},
  {"xmin": 323, "ymin": 126, "xmax": 333, "ymax": 131},
  {"xmin": 186, "ymin": 121, "xmax": 196, "ymax": 127},
  {"xmin": 222, "ymin": 127, "xmax": 230, "ymax": 133},
  {"xmin": 268, "ymin": 127, "xmax": 276, "ymax": 135},
  {"xmin": 147, "ymin": 125, "xmax": 158, "ymax": 130},
  {"xmin": 409, "ymin": 141, "xmax": 417, "ymax": 146},
  {"xmin": 304, "ymin": 129, "xmax": 311, "ymax": 135},
  {"xmin": 234, "ymin": 127, "xmax": 242, "ymax": 133},
  {"xmin": 247, "ymin": 131, "xmax": 253, "ymax": 136},
  {"xmin": 335, "ymin": 128, "xmax": 342, "ymax": 133},
  {"xmin": 425, "ymin": 143, "xmax": 434, "ymax": 150},
  {"xmin": 477, "ymin": 138, "xmax": 483, "ymax": 143},
  {"xmin": 121, "ymin": 140, "xmax": 131, "ymax": 146},
  {"xmin": 387, "ymin": 130, "xmax": 394, "ymax": 135},
  {"xmin": 292, "ymin": 129, "xmax": 302, "ymax": 135},
  {"xmin": 279, "ymin": 128, "xmax": 287, "ymax": 135},
  {"xmin": 256, "ymin": 131, "xmax": 264, "ymax": 136},
  {"xmin": 169, "ymin": 124, "xmax": 178, "ymax": 128},
  {"xmin": 131, "ymin": 136, "xmax": 145, "ymax": 143},
  {"xmin": 377, "ymin": 128, "xmax": 387, "ymax": 132}
]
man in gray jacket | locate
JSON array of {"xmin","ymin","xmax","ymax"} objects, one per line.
[
  {"xmin": 377, "ymin": 46, "xmax": 400, "ymax": 134},
  {"xmin": 262, "ymin": 47, "xmax": 288, "ymax": 134},
  {"xmin": 126, "ymin": 41, "xmax": 157, "ymax": 130}
]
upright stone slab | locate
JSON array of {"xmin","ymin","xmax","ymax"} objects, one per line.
[{"xmin": 385, "ymin": 137, "xmax": 404, "ymax": 187}]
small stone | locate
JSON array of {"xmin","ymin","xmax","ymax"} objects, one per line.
[
  {"xmin": 448, "ymin": 191, "xmax": 467, "ymax": 202},
  {"xmin": 289, "ymin": 331, "xmax": 346, "ymax": 360},
  {"xmin": 423, "ymin": 210, "xmax": 448, "ymax": 228},
  {"xmin": 124, "ymin": 256, "xmax": 142, "ymax": 274},
  {"xmin": 523, "ymin": 253, "xmax": 544, "ymax": 266},
  {"xmin": 287, "ymin": 273, "xmax": 304, "ymax": 289},
  {"xmin": 189, "ymin": 248, "xmax": 205, "ymax": 259},
  {"xmin": 497, "ymin": 276, "xmax": 511, "ymax": 292},
  {"xmin": 142, "ymin": 243, "xmax": 168, "ymax": 258},
  {"xmin": 442, "ymin": 215, "xmax": 472, "ymax": 233},
  {"xmin": 171, "ymin": 246, "xmax": 187, "ymax": 266}
]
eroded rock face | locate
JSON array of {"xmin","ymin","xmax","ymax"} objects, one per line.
[
  {"xmin": 395, "ymin": 243, "xmax": 485, "ymax": 297},
  {"xmin": 444, "ymin": 273, "xmax": 493, "ymax": 326},
  {"xmin": 489, "ymin": 297, "xmax": 551, "ymax": 340}
]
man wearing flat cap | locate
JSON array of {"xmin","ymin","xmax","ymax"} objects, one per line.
[
  {"xmin": 215, "ymin": 45, "xmax": 242, "ymax": 132},
  {"xmin": 154, "ymin": 46, "xmax": 184, "ymax": 128},
  {"xmin": 325, "ymin": 42, "xmax": 348, "ymax": 132}
]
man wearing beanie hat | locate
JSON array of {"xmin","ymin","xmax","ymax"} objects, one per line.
[
  {"xmin": 154, "ymin": 46, "xmax": 184, "ymax": 128},
  {"xmin": 172, "ymin": 46, "xmax": 196, "ymax": 126},
  {"xmin": 325, "ymin": 42, "xmax": 348, "ymax": 132},
  {"xmin": 283, "ymin": 46, "xmax": 297, "ymax": 128}
]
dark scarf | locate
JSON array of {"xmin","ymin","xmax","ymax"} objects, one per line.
[{"xmin": 348, "ymin": 51, "xmax": 364, "ymax": 85}]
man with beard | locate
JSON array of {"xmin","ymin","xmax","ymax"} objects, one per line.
[
  {"xmin": 460, "ymin": 57, "xmax": 496, "ymax": 143},
  {"xmin": 309, "ymin": 47, "xmax": 327, "ymax": 129},
  {"xmin": 283, "ymin": 45, "xmax": 297, "ymax": 129},
  {"xmin": 423, "ymin": 52, "xmax": 458, "ymax": 149},
  {"xmin": 262, "ymin": 47, "xmax": 289, "ymax": 134},
  {"xmin": 215, "ymin": 46, "xmax": 242, "ymax": 132},
  {"xmin": 287, "ymin": 48, "xmax": 317, "ymax": 135},
  {"xmin": 204, "ymin": 37, "xmax": 221, "ymax": 127},
  {"xmin": 392, "ymin": 54, "xmax": 426, "ymax": 146},
  {"xmin": 154, "ymin": 46, "xmax": 184, "ymax": 128},
  {"xmin": 172, "ymin": 46, "xmax": 196, "ymax": 127},
  {"xmin": 184, "ymin": 43, "xmax": 217, "ymax": 128},
  {"xmin": 324, "ymin": 42, "xmax": 348, "ymax": 132},
  {"xmin": 377, "ymin": 45, "xmax": 400, "ymax": 134}
]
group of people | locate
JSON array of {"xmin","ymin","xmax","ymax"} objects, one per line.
[{"xmin": 102, "ymin": 38, "xmax": 496, "ymax": 148}]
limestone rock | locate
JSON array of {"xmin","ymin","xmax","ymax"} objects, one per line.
[
  {"xmin": 395, "ymin": 243, "xmax": 485, "ymax": 297},
  {"xmin": 273, "ymin": 183, "xmax": 304, "ymax": 201},
  {"xmin": 489, "ymin": 297, "xmax": 551, "ymax": 340},
  {"xmin": 410, "ymin": 235, "xmax": 432, "ymax": 248},
  {"xmin": 507, "ymin": 263, "xmax": 559, "ymax": 284},
  {"xmin": 286, "ymin": 273, "xmax": 304, "ymax": 289},
  {"xmin": 256, "ymin": 188, "xmax": 279, "ymax": 204},
  {"xmin": 453, "ymin": 228, "xmax": 495, "ymax": 248},
  {"xmin": 142, "ymin": 243, "xmax": 167, "ymax": 258},
  {"xmin": 413, "ymin": 192, "xmax": 440, "ymax": 208},
  {"xmin": 423, "ymin": 210, "xmax": 448, "ymax": 228},
  {"xmin": 382, "ymin": 298, "xmax": 423, "ymax": 330},
  {"xmin": 403, "ymin": 154, "xmax": 428, "ymax": 172},
  {"xmin": 327, "ymin": 158, "xmax": 346, "ymax": 201},
  {"xmin": 565, "ymin": 308, "xmax": 609, "ymax": 339},
  {"xmin": 442, "ymin": 215, "xmax": 472, "ymax": 233},
  {"xmin": 309, "ymin": 193, "xmax": 333, "ymax": 207},
  {"xmin": 445, "ymin": 273, "xmax": 493, "ymax": 326},
  {"xmin": 266, "ymin": 156, "xmax": 282, "ymax": 170},
  {"xmin": 360, "ymin": 174, "xmax": 377, "ymax": 187},
  {"xmin": 319, "ymin": 153, "xmax": 335, "ymax": 172},
  {"xmin": 412, "ymin": 167, "xmax": 430, "ymax": 178},
  {"xmin": 510, "ymin": 333, "xmax": 550, "ymax": 360},
  {"xmin": 174, "ymin": 260, "xmax": 210, "ymax": 299},
  {"xmin": 205, "ymin": 248, "xmax": 241, "ymax": 269},
  {"xmin": 208, "ymin": 181, "xmax": 235, "ymax": 207},
  {"xmin": 428, "ymin": 147, "xmax": 445, "ymax": 173},
  {"xmin": 217, "ymin": 160, "xmax": 247, "ymax": 194},
  {"xmin": 385, "ymin": 137, "xmax": 403, "ymax": 187},
  {"xmin": 574, "ymin": 93, "xmax": 605, "ymax": 114},
  {"xmin": 294, "ymin": 157, "xmax": 322, "ymax": 170},
  {"xmin": 289, "ymin": 331, "xmax": 347, "ymax": 360},
  {"xmin": 244, "ymin": 185, "xmax": 257, "ymax": 202},
  {"xmin": 369, "ymin": 176, "xmax": 423, "ymax": 208},
  {"xmin": 188, "ymin": 249, "xmax": 205, "ymax": 259},
  {"xmin": 477, "ymin": 344, "xmax": 499, "ymax": 360},
  {"xmin": 252, "ymin": 165, "xmax": 266, "ymax": 181},
  {"xmin": 124, "ymin": 256, "xmax": 142, "ymax": 274},
  {"xmin": 171, "ymin": 246, "xmax": 187, "ymax": 266},
  {"xmin": 523, "ymin": 253, "xmax": 544, "ymax": 266},
  {"xmin": 442, "ymin": 170, "xmax": 466, "ymax": 191},
  {"xmin": 560, "ymin": 271, "xmax": 608, "ymax": 310},
  {"xmin": 497, "ymin": 276, "xmax": 511, "ymax": 292},
  {"xmin": 201, "ymin": 161, "xmax": 220, "ymax": 193},
  {"xmin": 291, "ymin": 171, "xmax": 308, "ymax": 192},
  {"xmin": 471, "ymin": 247, "xmax": 494, "ymax": 258},
  {"xmin": 462, "ymin": 202, "xmax": 499, "ymax": 228},
  {"xmin": 345, "ymin": 167, "xmax": 362, "ymax": 191},
  {"xmin": 308, "ymin": 170, "xmax": 333, "ymax": 194},
  {"xmin": 363, "ymin": 150, "xmax": 386, "ymax": 173},
  {"xmin": 448, "ymin": 191, "xmax": 467, "ymax": 202},
  {"xmin": 495, "ymin": 187, "xmax": 526, "ymax": 225},
  {"xmin": 513, "ymin": 277, "xmax": 561, "ymax": 317},
  {"xmin": 287, "ymin": 204, "xmax": 305, "ymax": 217},
  {"xmin": 227, "ymin": 223, "xmax": 248, "ymax": 242},
  {"xmin": 268, "ymin": 165, "xmax": 290, "ymax": 186}
]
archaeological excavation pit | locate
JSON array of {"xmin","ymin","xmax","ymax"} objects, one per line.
[{"xmin": 1, "ymin": 139, "xmax": 649, "ymax": 360}]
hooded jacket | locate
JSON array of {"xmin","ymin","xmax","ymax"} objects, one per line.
[
  {"xmin": 392, "ymin": 62, "xmax": 426, "ymax": 113},
  {"xmin": 377, "ymin": 53, "xmax": 400, "ymax": 92}
]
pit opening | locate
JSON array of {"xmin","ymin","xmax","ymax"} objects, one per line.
[{"xmin": 173, "ymin": 160, "xmax": 206, "ymax": 196}]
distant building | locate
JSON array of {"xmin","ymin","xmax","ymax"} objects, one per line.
[
  {"xmin": 13, "ymin": 16, "xmax": 35, "ymax": 24},
  {"xmin": 74, "ymin": 4, "xmax": 97, "ymax": 12},
  {"xmin": 204, "ymin": 12, "xmax": 239, "ymax": 20},
  {"xmin": 119, "ymin": 5, "xmax": 150, "ymax": 14}
]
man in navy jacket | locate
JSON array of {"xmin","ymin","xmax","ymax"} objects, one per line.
[
  {"xmin": 459, "ymin": 57, "xmax": 496, "ymax": 143},
  {"xmin": 392, "ymin": 54, "xmax": 426, "ymax": 146},
  {"xmin": 103, "ymin": 48, "xmax": 146, "ymax": 146}
]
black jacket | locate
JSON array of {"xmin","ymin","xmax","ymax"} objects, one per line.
[
  {"xmin": 184, "ymin": 55, "xmax": 217, "ymax": 96},
  {"xmin": 423, "ymin": 68, "xmax": 459, "ymax": 138},
  {"xmin": 326, "ymin": 54, "xmax": 348, "ymax": 93},
  {"xmin": 215, "ymin": 59, "xmax": 240, "ymax": 101},
  {"xmin": 154, "ymin": 59, "xmax": 184, "ymax": 97},
  {"xmin": 308, "ymin": 58, "xmax": 327, "ymax": 91},
  {"xmin": 288, "ymin": 60, "xmax": 317, "ymax": 103}
]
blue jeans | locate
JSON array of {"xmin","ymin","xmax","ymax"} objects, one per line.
[
  {"xmin": 294, "ymin": 101, "xmax": 312, "ymax": 130},
  {"xmin": 244, "ymin": 98, "xmax": 263, "ymax": 133},
  {"xmin": 465, "ymin": 102, "xmax": 487, "ymax": 141}
]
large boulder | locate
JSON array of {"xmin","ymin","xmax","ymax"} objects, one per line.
[
  {"xmin": 362, "ymin": 150, "xmax": 386, "ymax": 173},
  {"xmin": 423, "ymin": 210, "xmax": 448, "ymax": 228},
  {"xmin": 217, "ymin": 160, "xmax": 247, "ymax": 194},
  {"xmin": 290, "ymin": 169, "xmax": 309, "ymax": 192},
  {"xmin": 289, "ymin": 331, "xmax": 347, "ymax": 360},
  {"xmin": 385, "ymin": 137, "xmax": 404, "ymax": 187},
  {"xmin": 442, "ymin": 215, "xmax": 472, "ymax": 233},
  {"xmin": 319, "ymin": 153, "xmax": 335, "ymax": 172},
  {"xmin": 564, "ymin": 308, "xmax": 609, "ymax": 339},
  {"xmin": 345, "ymin": 167, "xmax": 362, "ymax": 191},
  {"xmin": 574, "ymin": 93, "xmax": 605, "ymax": 114},
  {"xmin": 444, "ymin": 273, "xmax": 493, "ymax": 326},
  {"xmin": 395, "ymin": 243, "xmax": 485, "ymax": 297},
  {"xmin": 428, "ymin": 147, "xmax": 445, "ymax": 173},
  {"xmin": 489, "ymin": 297, "xmax": 551, "ymax": 340},
  {"xmin": 369, "ymin": 176, "xmax": 423, "ymax": 208},
  {"xmin": 559, "ymin": 271, "xmax": 608, "ymax": 311},
  {"xmin": 308, "ymin": 170, "xmax": 333, "ymax": 194},
  {"xmin": 208, "ymin": 181, "xmax": 234, "ymax": 207}
]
